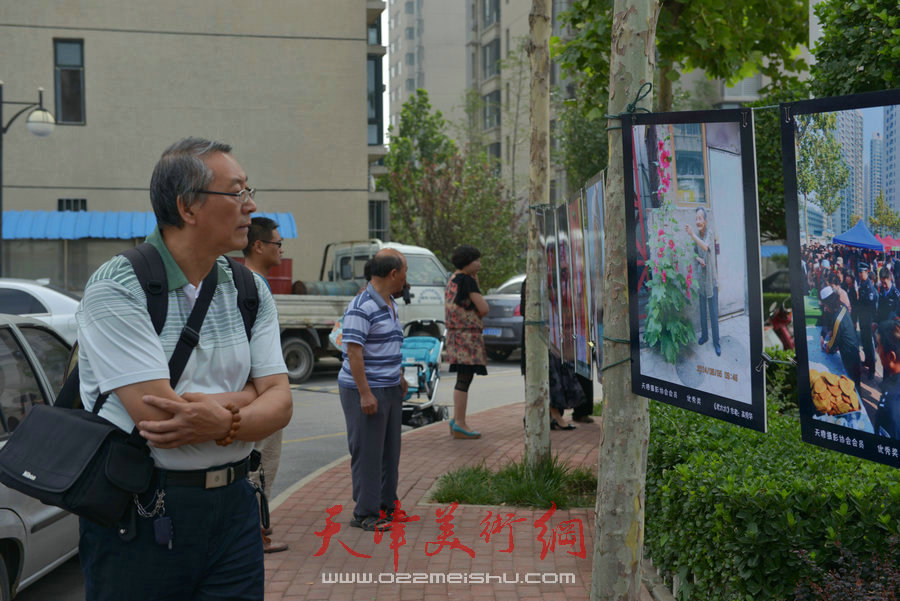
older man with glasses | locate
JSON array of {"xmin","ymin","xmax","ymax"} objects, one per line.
[{"xmin": 75, "ymin": 137, "xmax": 292, "ymax": 600}]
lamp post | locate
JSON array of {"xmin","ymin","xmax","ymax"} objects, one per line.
[{"xmin": 0, "ymin": 82, "xmax": 56, "ymax": 277}]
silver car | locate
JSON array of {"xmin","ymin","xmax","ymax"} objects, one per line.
[
  {"xmin": 482, "ymin": 274, "xmax": 525, "ymax": 361},
  {"xmin": 0, "ymin": 314, "xmax": 79, "ymax": 598},
  {"xmin": 0, "ymin": 280, "xmax": 80, "ymax": 345}
]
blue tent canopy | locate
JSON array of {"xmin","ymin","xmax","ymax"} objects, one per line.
[
  {"xmin": 832, "ymin": 220, "xmax": 883, "ymax": 251},
  {"xmin": 2, "ymin": 210, "xmax": 298, "ymax": 240}
]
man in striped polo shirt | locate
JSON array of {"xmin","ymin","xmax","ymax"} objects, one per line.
[{"xmin": 338, "ymin": 248, "xmax": 409, "ymax": 530}]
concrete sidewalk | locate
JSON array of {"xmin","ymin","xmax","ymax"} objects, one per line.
[{"xmin": 264, "ymin": 402, "xmax": 656, "ymax": 601}]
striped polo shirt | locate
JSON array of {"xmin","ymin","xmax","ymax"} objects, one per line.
[
  {"xmin": 338, "ymin": 282, "xmax": 403, "ymax": 389},
  {"xmin": 75, "ymin": 227, "xmax": 286, "ymax": 470}
]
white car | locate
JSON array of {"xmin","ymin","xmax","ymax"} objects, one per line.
[
  {"xmin": 0, "ymin": 314, "xmax": 80, "ymax": 598},
  {"xmin": 0, "ymin": 279, "xmax": 79, "ymax": 345}
]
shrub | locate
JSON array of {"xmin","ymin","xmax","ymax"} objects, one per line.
[{"xmin": 645, "ymin": 402, "xmax": 900, "ymax": 601}]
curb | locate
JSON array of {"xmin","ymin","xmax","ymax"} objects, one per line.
[{"xmin": 642, "ymin": 558, "xmax": 677, "ymax": 601}]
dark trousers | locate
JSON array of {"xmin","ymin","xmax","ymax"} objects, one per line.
[
  {"xmin": 859, "ymin": 312, "xmax": 875, "ymax": 370},
  {"xmin": 699, "ymin": 287, "xmax": 720, "ymax": 344},
  {"xmin": 339, "ymin": 385, "xmax": 402, "ymax": 518},
  {"xmin": 572, "ymin": 374, "xmax": 594, "ymax": 419},
  {"xmin": 80, "ymin": 478, "xmax": 263, "ymax": 601}
]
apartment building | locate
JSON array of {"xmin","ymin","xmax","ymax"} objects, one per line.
[
  {"xmin": 1, "ymin": 1, "xmax": 385, "ymax": 288},
  {"xmin": 386, "ymin": 0, "xmax": 467, "ymax": 129}
]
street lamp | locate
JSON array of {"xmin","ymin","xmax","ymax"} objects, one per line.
[{"xmin": 0, "ymin": 82, "xmax": 56, "ymax": 277}]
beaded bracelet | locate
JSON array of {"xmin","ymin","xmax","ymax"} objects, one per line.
[{"xmin": 215, "ymin": 403, "xmax": 242, "ymax": 446}]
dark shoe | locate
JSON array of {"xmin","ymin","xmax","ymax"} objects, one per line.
[
  {"xmin": 714, "ymin": 341, "xmax": 721, "ymax": 356},
  {"xmin": 573, "ymin": 415, "xmax": 595, "ymax": 424},
  {"xmin": 697, "ymin": 335, "xmax": 708, "ymax": 346},
  {"xmin": 550, "ymin": 418, "xmax": 576, "ymax": 431},
  {"xmin": 350, "ymin": 514, "xmax": 392, "ymax": 532}
]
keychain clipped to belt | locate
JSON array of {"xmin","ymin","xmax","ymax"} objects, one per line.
[{"xmin": 249, "ymin": 449, "xmax": 271, "ymax": 531}]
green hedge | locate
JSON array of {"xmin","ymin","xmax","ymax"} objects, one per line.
[{"xmin": 645, "ymin": 399, "xmax": 900, "ymax": 600}]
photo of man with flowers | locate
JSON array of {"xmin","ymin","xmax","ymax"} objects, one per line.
[{"xmin": 623, "ymin": 110, "xmax": 766, "ymax": 432}]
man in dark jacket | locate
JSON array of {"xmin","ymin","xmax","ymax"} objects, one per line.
[
  {"xmin": 875, "ymin": 320, "xmax": 900, "ymax": 439},
  {"xmin": 877, "ymin": 267, "xmax": 900, "ymax": 324},
  {"xmin": 857, "ymin": 263, "xmax": 877, "ymax": 377},
  {"xmin": 819, "ymin": 286, "xmax": 861, "ymax": 390}
]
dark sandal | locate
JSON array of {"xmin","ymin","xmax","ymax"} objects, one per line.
[
  {"xmin": 350, "ymin": 514, "xmax": 391, "ymax": 532},
  {"xmin": 550, "ymin": 419, "xmax": 576, "ymax": 431}
]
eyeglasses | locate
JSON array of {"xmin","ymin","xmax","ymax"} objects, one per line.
[
  {"xmin": 195, "ymin": 187, "xmax": 256, "ymax": 204},
  {"xmin": 260, "ymin": 240, "xmax": 282, "ymax": 248}
]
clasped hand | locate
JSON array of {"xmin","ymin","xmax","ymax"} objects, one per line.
[{"xmin": 137, "ymin": 392, "xmax": 231, "ymax": 448}]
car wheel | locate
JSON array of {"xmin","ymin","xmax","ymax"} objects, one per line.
[
  {"xmin": 282, "ymin": 336, "xmax": 315, "ymax": 384},
  {"xmin": 0, "ymin": 556, "xmax": 10, "ymax": 601},
  {"xmin": 487, "ymin": 348, "xmax": 513, "ymax": 361}
]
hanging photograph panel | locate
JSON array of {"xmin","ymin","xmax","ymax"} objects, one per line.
[
  {"xmin": 624, "ymin": 109, "xmax": 766, "ymax": 431},
  {"xmin": 782, "ymin": 88, "xmax": 900, "ymax": 468}
]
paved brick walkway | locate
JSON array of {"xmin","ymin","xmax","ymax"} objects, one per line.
[{"xmin": 264, "ymin": 402, "xmax": 654, "ymax": 601}]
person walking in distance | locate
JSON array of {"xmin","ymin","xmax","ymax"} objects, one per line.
[{"xmin": 242, "ymin": 216, "xmax": 289, "ymax": 553}]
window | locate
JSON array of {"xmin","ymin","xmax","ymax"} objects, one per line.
[
  {"xmin": 367, "ymin": 57, "xmax": 383, "ymax": 146},
  {"xmin": 671, "ymin": 123, "xmax": 708, "ymax": 205},
  {"xmin": 406, "ymin": 256, "xmax": 449, "ymax": 286},
  {"xmin": 482, "ymin": 38, "xmax": 500, "ymax": 79},
  {"xmin": 483, "ymin": 0, "xmax": 500, "ymax": 27},
  {"xmin": 405, "ymin": 27, "xmax": 415, "ymax": 40},
  {"xmin": 406, "ymin": 52, "xmax": 415, "ymax": 66},
  {"xmin": 367, "ymin": 22, "xmax": 381, "ymax": 45},
  {"xmin": 483, "ymin": 90, "xmax": 501, "ymax": 129},
  {"xmin": 405, "ymin": 1, "xmax": 414, "ymax": 14},
  {"xmin": 488, "ymin": 142, "xmax": 501, "ymax": 160},
  {"xmin": 369, "ymin": 199, "xmax": 389, "ymax": 241},
  {"xmin": 54, "ymin": 39, "xmax": 85, "ymax": 124},
  {"xmin": 406, "ymin": 78, "xmax": 416, "ymax": 92},
  {"xmin": 416, "ymin": 72, "xmax": 425, "ymax": 87},
  {"xmin": 0, "ymin": 328, "xmax": 48, "ymax": 435},
  {"xmin": 19, "ymin": 326, "xmax": 70, "ymax": 396},
  {"xmin": 58, "ymin": 198, "xmax": 87, "ymax": 211},
  {"xmin": 0, "ymin": 288, "xmax": 48, "ymax": 315}
]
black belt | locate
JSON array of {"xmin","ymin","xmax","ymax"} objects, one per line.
[{"xmin": 155, "ymin": 457, "xmax": 250, "ymax": 489}]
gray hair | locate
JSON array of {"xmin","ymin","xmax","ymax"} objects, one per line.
[{"xmin": 149, "ymin": 137, "xmax": 233, "ymax": 228}]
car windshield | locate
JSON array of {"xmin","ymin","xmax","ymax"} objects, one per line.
[{"xmin": 406, "ymin": 256, "xmax": 448, "ymax": 287}]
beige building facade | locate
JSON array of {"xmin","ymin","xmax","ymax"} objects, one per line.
[{"xmin": 1, "ymin": 1, "xmax": 386, "ymax": 289}]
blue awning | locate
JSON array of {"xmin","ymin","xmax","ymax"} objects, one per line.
[
  {"xmin": 761, "ymin": 245, "xmax": 788, "ymax": 258},
  {"xmin": 2, "ymin": 210, "xmax": 298, "ymax": 240}
]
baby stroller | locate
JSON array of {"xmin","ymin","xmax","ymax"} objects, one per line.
[{"xmin": 401, "ymin": 320, "xmax": 449, "ymax": 428}]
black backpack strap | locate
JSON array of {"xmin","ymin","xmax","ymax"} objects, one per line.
[
  {"xmin": 121, "ymin": 243, "xmax": 168, "ymax": 336},
  {"xmin": 225, "ymin": 257, "xmax": 259, "ymax": 342},
  {"xmin": 167, "ymin": 264, "xmax": 218, "ymax": 386}
]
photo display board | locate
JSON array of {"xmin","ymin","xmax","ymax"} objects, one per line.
[
  {"xmin": 569, "ymin": 191, "xmax": 593, "ymax": 379},
  {"xmin": 534, "ymin": 209, "xmax": 550, "ymax": 346},
  {"xmin": 781, "ymin": 89, "xmax": 900, "ymax": 467},
  {"xmin": 623, "ymin": 109, "xmax": 766, "ymax": 431},
  {"xmin": 543, "ymin": 208, "xmax": 563, "ymax": 357},
  {"xmin": 584, "ymin": 173, "xmax": 605, "ymax": 382},
  {"xmin": 556, "ymin": 203, "xmax": 576, "ymax": 364}
]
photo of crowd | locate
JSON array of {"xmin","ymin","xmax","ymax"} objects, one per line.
[{"xmin": 783, "ymin": 89, "xmax": 900, "ymax": 467}]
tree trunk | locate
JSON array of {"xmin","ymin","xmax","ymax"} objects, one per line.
[
  {"xmin": 591, "ymin": 0, "xmax": 659, "ymax": 599},
  {"xmin": 524, "ymin": 0, "xmax": 551, "ymax": 467},
  {"xmin": 657, "ymin": 65, "xmax": 673, "ymax": 112}
]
